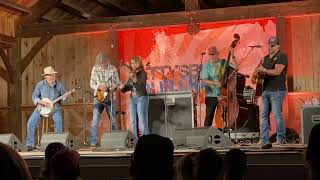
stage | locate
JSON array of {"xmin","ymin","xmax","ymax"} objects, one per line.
[{"xmin": 22, "ymin": 144, "xmax": 306, "ymax": 180}]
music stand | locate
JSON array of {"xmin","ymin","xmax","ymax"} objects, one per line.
[{"xmin": 148, "ymin": 65, "xmax": 171, "ymax": 138}]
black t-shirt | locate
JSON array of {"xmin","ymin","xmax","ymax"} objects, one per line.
[{"xmin": 262, "ymin": 51, "xmax": 288, "ymax": 91}]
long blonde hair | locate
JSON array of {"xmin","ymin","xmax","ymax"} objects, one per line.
[{"xmin": 130, "ymin": 56, "xmax": 144, "ymax": 70}]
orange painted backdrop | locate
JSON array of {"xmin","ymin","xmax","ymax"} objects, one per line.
[{"xmin": 117, "ymin": 18, "xmax": 277, "ymax": 131}]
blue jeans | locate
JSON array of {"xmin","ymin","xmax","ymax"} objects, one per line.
[
  {"xmin": 26, "ymin": 108, "xmax": 63, "ymax": 147},
  {"xmin": 130, "ymin": 96, "xmax": 149, "ymax": 138},
  {"xmin": 90, "ymin": 99, "xmax": 118, "ymax": 145},
  {"xmin": 260, "ymin": 91, "xmax": 286, "ymax": 143}
]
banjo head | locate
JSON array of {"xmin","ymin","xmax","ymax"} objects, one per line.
[{"xmin": 39, "ymin": 98, "xmax": 55, "ymax": 117}]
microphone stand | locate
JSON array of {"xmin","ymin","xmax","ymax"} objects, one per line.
[
  {"xmin": 227, "ymin": 46, "xmax": 257, "ymax": 143},
  {"xmin": 83, "ymin": 91, "xmax": 94, "ymax": 146},
  {"xmin": 197, "ymin": 53, "xmax": 205, "ymax": 127},
  {"xmin": 148, "ymin": 65, "xmax": 170, "ymax": 138},
  {"xmin": 109, "ymin": 72, "xmax": 116, "ymax": 132}
]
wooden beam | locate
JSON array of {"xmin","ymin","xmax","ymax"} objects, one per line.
[
  {"xmin": 95, "ymin": 0, "xmax": 127, "ymax": 15},
  {"xmin": 16, "ymin": 0, "xmax": 62, "ymax": 24},
  {"xmin": 56, "ymin": 3, "xmax": 89, "ymax": 19},
  {"xmin": 16, "ymin": 1, "xmax": 320, "ymax": 38},
  {"xmin": 95, "ymin": 0, "xmax": 144, "ymax": 14},
  {"xmin": 0, "ymin": 50, "xmax": 14, "ymax": 83},
  {"xmin": 0, "ymin": 33, "xmax": 16, "ymax": 49},
  {"xmin": 21, "ymin": 35, "xmax": 53, "ymax": 73},
  {"xmin": 7, "ymin": 39, "xmax": 22, "ymax": 139},
  {"xmin": 0, "ymin": 0, "xmax": 32, "ymax": 16},
  {"xmin": 185, "ymin": 0, "xmax": 200, "ymax": 11},
  {"xmin": 0, "ymin": 67, "xmax": 9, "ymax": 82},
  {"xmin": 58, "ymin": 1, "xmax": 97, "ymax": 19}
]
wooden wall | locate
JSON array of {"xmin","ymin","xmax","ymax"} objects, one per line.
[
  {"xmin": 0, "ymin": 14, "xmax": 320, "ymax": 143},
  {"xmin": 283, "ymin": 14, "xmax": 320, "ymax": 134},
  {"xmin": 287, "ymin": 15, "xmax": 320, "ymax": 92},
  {"xmin": 0, "ymin": 11, "xmax": 17, "ymax": 132},
  {"xmin": 19, "ymin": 31, "xmax": 119, "ymax": 143}
]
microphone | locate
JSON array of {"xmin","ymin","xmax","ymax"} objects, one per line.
[
  {"xmin": 201, "ymin": 52, "xmax": 206, "ymax": 55},
  {"xmin": 248, "ymin": 45, "xmax": 262, "ymax": 48},
  {"xmin": 145, "ymin": 62, "xmax": 150, "ymax": 66}
]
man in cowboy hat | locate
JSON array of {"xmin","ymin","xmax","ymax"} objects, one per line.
[{"xmin": 26, "ymin": 66, "xmax": 71, "ymax": 151}]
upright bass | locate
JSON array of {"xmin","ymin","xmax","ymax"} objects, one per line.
[{"xmin": 215, "ymin": 33, "xmax": 240, "ymax": 129}]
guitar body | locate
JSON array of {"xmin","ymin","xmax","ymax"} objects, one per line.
[
  {"xmin": 253, "ymin": 53, "xmax": 278, "ymax": 97},
  {"xmin": 39, "ymin": 98, "xmax": 55, "ymax": 117},
  {"xmin": 255, "ymin": 73, "xmax": 265, "ymax": 97},
  {"xmin": 96, "ymin": 89, "xmax": 108, "ymax": 102}
]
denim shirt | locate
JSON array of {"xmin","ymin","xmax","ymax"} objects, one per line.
[
  {"xmin": 32, "ymin": 80, "xmax": 65, "ymax": 109},
  {"xmin": 201, "ymin": 59, "xmax": 225, "ymax": 97}
]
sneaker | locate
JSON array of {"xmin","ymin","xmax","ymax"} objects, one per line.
[
  {"xmin": 261, "ymin": 142, "xmax": 272, "ymax": 149},
  {"xmin": 257, "ymin": 140, "xmax": 263, "ymax": 145},
  {"xmin": 272, "ymin": 140, "xmax": 286, "ymax": 145},
  {"xmin": 90, "ymin": 144, "xmax": 96, "ymax": 147},
  {"xmin": 27, "ymin": 146, "xmax": 36, "ymax": 151}
]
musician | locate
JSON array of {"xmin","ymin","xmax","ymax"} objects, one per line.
[
  {"xmin": 89, "ymin": 52, "xmax": 120, "ymax": 146},
  {"xmin": 252, "ymin": 36, "xmax": 288, "ymax": 149},
  {"xmin": 119, "ymin": 56, "xmax": 149, "ymax": 138},
  {"xmin": 26, "ymin": 66, "xmax": 71, "ymax": 151},
  {"xmin": 201, "ymin": 45, "xmax": 237, "ymax": 127}
]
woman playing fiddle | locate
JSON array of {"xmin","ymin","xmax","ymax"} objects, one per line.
[{"xmin": 119, "ymin": 56, "xmax": 150, "ymax": 138}]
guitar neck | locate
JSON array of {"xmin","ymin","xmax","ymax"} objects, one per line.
[{"xmin": 52, "ymin": 89, "xmax": 75, "ymax": 104}]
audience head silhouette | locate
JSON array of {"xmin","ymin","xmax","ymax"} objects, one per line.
[
  {"xmin": 193, "ymin": 148, "xmax": 224, "ymax": 180},
  {"xmin": 224, "ymin": 149, "xmax": 247, "ymax": 180},
  {"xmin": 0, "ymin": 143, "xmax": 32, "ymax": 180},
  {"xmin": 306, "ymin": 124, "xmax": 320, "ymax": 180},
  {"xmin": 51, "ymin": 149, "xmax": 81, "ymax": 180},
  {"xmin": 175, "ymin": 152, "xmax": 196, "ymax": 180},
  {"xmin": 131, "ymin": 134, "xmax": 174, "ymax": 180},
  {"xmin": 39, "ymin": 142, "xmax": 66, "ymax": 180}
]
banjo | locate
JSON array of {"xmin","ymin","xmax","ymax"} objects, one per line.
[{"xmin": 38, "ymin": 87, "xmax": 80, "ymax": 117}]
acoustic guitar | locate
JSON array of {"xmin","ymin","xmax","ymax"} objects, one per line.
[
  {"xmin": 38, "ymin": 87, "xmax": 80, "ymax": 117},
  {"xmin": 252, "ymin": 54, "xmax": 278, "ymax": 97}
]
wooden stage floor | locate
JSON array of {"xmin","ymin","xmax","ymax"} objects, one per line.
[{"xmin": 21, "ymin": 143, "xmax": 307, "ymax": 180}]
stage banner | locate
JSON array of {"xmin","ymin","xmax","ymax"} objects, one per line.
[{"xmin": 117, "ymin": 19, "xmax": 277, "ymax": 129}]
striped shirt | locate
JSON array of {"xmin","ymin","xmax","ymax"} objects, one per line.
[{"xmin": 90, "ymin": 65, "xmax": 120, "ymax": 100}]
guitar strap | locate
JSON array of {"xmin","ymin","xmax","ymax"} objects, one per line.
[{"xmin": 265, "ymin": 51, "xmax": 280, "ymax": 69}]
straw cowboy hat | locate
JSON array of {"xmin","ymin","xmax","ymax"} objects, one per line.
[{"xmin": 42, "ymin": 66, "xmax": 58, "ymax": 75}]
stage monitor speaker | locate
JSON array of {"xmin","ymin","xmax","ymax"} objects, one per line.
[
  {"xmin": 0, "ymin": 133, "xmax": 26, "ymax": 152},
  {"xmin": 148, "ymin": 91, "xmax": 194, "ymax": 138},
  {"xmin": 301, "ymin": 105, "xmax": 320, "ymax": 144},
  {"xmin": 40, "ymin": 133, "xmax": 78, "ymax": 150},
  {"xmin": 172, "ymin": 127, "xmax": 233, "ymax": 147},
  {"xmin": 100, "ymin": 130, "xmax": 137, "ymax": 149}
]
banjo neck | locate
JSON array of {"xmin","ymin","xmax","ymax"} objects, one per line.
[{"xmin": 51, "ymin": 87, "xmax": 79, "ymax": 104}]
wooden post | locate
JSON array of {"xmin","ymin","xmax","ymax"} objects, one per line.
[
  {"xmin": 7, "ymin": 39, "xmax": 22, "ymax": 139},
  {"xmin": 185, "ymin": 0, "xmax": 200, "ymax": 11}
]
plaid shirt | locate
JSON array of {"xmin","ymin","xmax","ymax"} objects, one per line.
[{"xmin": 90, "ymin": 65, "xmax": 120, "ymax": 100}]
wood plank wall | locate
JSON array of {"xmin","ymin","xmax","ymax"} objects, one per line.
[
  {"xmin": 290, "ymin": 15, "xmax": 320, "ymax": 92},
  {"xmin": 0, "ymin": 14, "xmax": 15, "ymax": 132},
  {"xmin": 0, "ymin": 14, "xmax": 319, "ymax": 143},
  {"xmin": 20, "ymin": 32, "xmax": 119, "ymax": 143},
  {"xmin": 0, "ymin": 15, "xmax": 15, "ymax": 107},
  {"xmin": 284, "ymin": 14, "xmax": 320, "ymax": 134}
]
